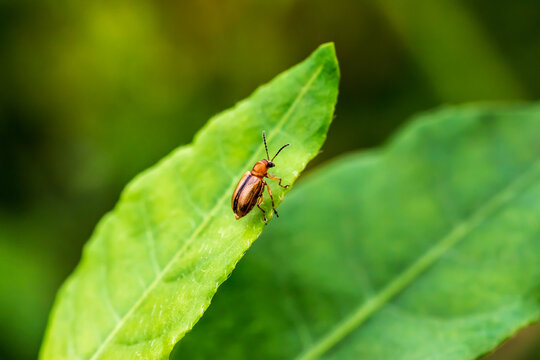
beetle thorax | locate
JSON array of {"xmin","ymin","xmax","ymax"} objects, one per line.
[{"xmin": 251, "ymin": 160, "xmax": 270, "ymax": 178}]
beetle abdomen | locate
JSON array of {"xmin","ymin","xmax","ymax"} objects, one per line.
[{"xmin": 231, "ymin": 172, "xmax": 264, "ymax": 219}]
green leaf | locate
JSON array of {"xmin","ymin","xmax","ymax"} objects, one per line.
[
  {"xmin": 40, "ymin": 43, "xmax": 339, "ymax": 360},
  {"xmin": 173, "ymin": 104, "xmax": 540, "ymax": 359},
  {"xmin": 376, "ymin": 0, "xmax": 525, "ymax": 101}
]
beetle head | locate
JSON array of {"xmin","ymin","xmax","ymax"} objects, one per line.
[
  {"xmin": 251, "ymin": 160, "xmax": 270, "ymax": 177},
  {"xmin": 267, "ymin": 161, "xmax": 275, "ymax": 168}
]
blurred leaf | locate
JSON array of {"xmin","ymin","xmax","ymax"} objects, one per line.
[
  {"xmin": 0, "ymin": 237, "xmax": 58, "ymax": 359},
  {"xmin": 174, "ymin": 104, "xmax": 540, "ymax": 359},
  {"xmin": 377, "ymin": 0, "xmax": 526, "ymax": 101},
  {"xmin": 40, "ymin": 43, "xmax": 339, "ymax": 360}
]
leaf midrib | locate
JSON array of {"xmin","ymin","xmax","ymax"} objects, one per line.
[
  {"xmin": 296, "ymin": 157, "xmax": 540, "ymax": 360},
  {"xmin": 88, "ymin": 65, "xmax": 324, "ymax": 360}
]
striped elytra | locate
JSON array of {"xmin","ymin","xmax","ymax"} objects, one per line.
[{"xmin": 231, "ymin": 172, "xmax": 265, "ymax": 219}]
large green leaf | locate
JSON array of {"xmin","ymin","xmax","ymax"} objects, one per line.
[
  {"xmin": 40, "ymin": 43, "xmax": 339, "ymax": 360},
  {"xmin": 173, "ymin": 104, "xmax": 540, "ymax": 359}
]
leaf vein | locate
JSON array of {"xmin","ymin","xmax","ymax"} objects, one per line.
[
  {"xmin": 296, "ymin": 157, "xmax": 540, "ymax": 360},
  {"xmin": 101, "ymin": 268, "xmax": 121, "ymax": 323},
  {"xmin": 141, "ymin": 202, "xmax": 162, "ymax": 274}
]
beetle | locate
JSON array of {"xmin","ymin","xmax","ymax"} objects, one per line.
[{"xmin": 231, "ymin": 131, "xmax": 289, "ymax": 224}]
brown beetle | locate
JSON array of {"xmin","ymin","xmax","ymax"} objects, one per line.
[{"xmin": 231, "ymin": 131, "xmax": 289, "ymax": 224}]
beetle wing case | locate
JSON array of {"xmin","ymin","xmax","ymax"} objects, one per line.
[{"xmin": 231, "ymin": 172, "xmax": 265, "ymax": 219}]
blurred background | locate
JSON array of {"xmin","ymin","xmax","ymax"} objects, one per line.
[{"xmin": 1, "ymin": 0, "xmax": 539, "ymax": 359}]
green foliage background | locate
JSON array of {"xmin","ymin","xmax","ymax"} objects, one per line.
[{"xmin": 1, "ymin": 0, "xmax": 540, "ymax": 359}]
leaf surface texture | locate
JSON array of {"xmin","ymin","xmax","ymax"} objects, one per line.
[
  {"xmin": 174, "ymin": 104, "xmax": 540, "ymax": 360},
  {"xmin": 40, "ymin": 43, "xmax": 339, "ymax": 360}
]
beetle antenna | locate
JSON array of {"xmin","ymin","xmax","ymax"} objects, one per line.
[
  {"xmin": 262, "ymin": 131, "xmax": 270, "ymax": 160},
  {"xmin": 271, "ymin": 143, "xmax": 290, "ymax": 161}
]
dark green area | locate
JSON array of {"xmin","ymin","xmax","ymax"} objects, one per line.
[
  {"xmin": 1, "ymin": 0, "xmax": 540, "ymax": 359},
  {"xmin": 173, "ymin": 104, "xmax": 540, "ymax": 359}
]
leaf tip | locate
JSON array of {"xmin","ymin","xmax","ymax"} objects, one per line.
[{"xmin": 314, "ymin": 42, "xmax": 339, "ymax": 76}]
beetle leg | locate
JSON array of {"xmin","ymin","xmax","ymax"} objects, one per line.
[
  {"xmin": 266, "ymin": 182, "xmax": 279, "ymax": 217},
  {"xmin": 267, "ymin": 173, "xmax": 289, "ymax": 188},
  {"xmin": 256, "ymin": 195, "xmax": 267, "ymax": 225}
]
